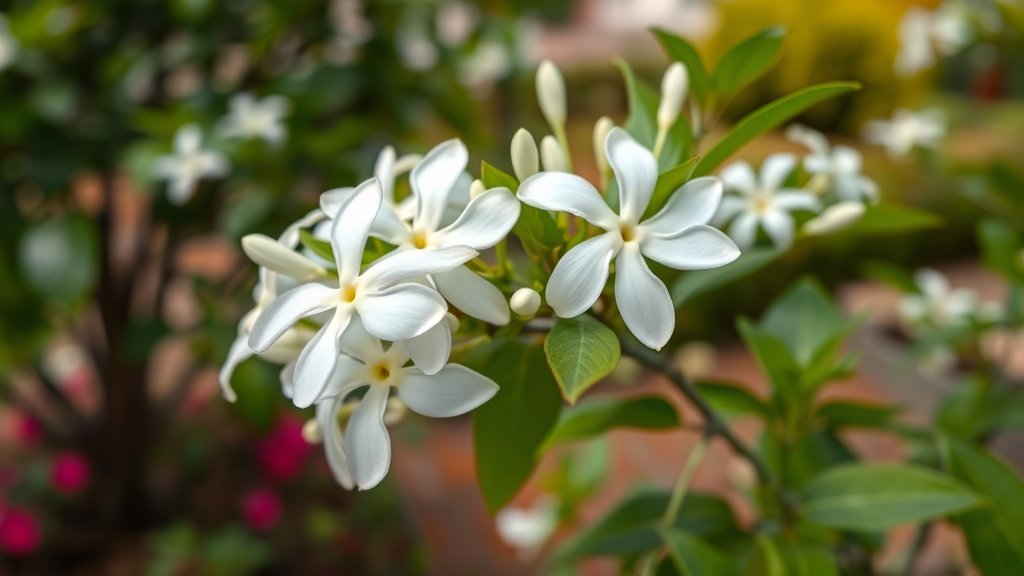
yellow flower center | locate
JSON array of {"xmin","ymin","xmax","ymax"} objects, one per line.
[
  {"xmin": 370, "ymin": 362, "xmax": 391, "ymax": 383},
  {"xmin": 412, "ymin": 231, "xmax": 429, "ymax": 249},
  {"xmin": 340, "ymin": 284, "xmax": 357, "ymax": 303},
  {"xmin": 620, "ymin": 223, "xmax": 637, "ymax": 243}
]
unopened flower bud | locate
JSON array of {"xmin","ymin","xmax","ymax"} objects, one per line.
[
  {"xmin": 593, "ymin": 116, "xmax": 615, "ymax": 177},
  {"xmin": 510, "ymin": 288, "xmax": 541, "ymax": 318},
  {"xmin": 241, "ymin": 234, "xmax": 325, "ymax": 281},
  {"xmin": 536, "ymin": 60, "xmax": 566, "ymax": 130},
  {"xmin": 540, "ymin": 135, "xmax": 568, "ymax": 172},
  {"xmin": 384, "ymin": 397, "xmax": 407, "ymax": 426},
  {"xmin": 445, "ymin": 312, "xmax": 460, "ymax": 334},
  {"xmin": 301, "ymin": 418, "xmax": 322, "ymax": 444},
  {"xmin": 657, "ymin": 62, "xmax": 688, "ymax": 129},
  {"xmin": 510, "ymin": 128, "xmax": 539, "ymax": 181},
  {"xmin": 393, "ymin": 154, "xmax": 422, "ymax": 176},
  {"xmin": 803, "ymin": 201, "xmax": 866, "ymax": 236},
  {"xmin": 469, "ymin": 178, "xmax": 486, "ymax": 199}
]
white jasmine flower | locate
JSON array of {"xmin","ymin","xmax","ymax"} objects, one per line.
[
  {"xmin": 715, "ymin": 154, "xmax": 820, "ymax": 250},
  {"xmin": 155, "ymin": 125, "xmax": 229, "ymax": 204},
  {"xmin": 896, "ymin": 6, "xmax": 971, "ymax": 76},
  {"xmin": 247, "ymin": 177, "xmax": 478, "ymax": 408},
  {"xmin": 864, "ymin": 108, "xmax": 946, "ymax": 159},
  {"xmin": 518, "ymin": 128, "xmax": 739, "ymax": 350},
  {"xmin": 496, "ymin": 499, "xmax": 559, "ymax": 561},
  {"xmin": 510, "ymin": 288, "xmax": 541, "ymax": 318},
  {"xmin": 219, "ymin": 93, "xmax": 290, "ymax": 146},
  {"xmin": 802, "ymin": 201, "xmax": 866, "ymax": 236},
  {"xmin": 899, "ymin": 268, "xmax": 977, "ymax": 329},
  {"xmin": 220, "ymin": 210, "xmax": 326, "ymax": 401},
  {"xmin": 315, "ymin": 319, "xmax": 498, "ymax": 490},
  {"xmin": 436, "ymin": 1, "xmax": 479, "ymax": 46},
  {"xmin": 319, "ymin": 146, "xmax": 421, "ymax": 225},
  {"xmin": 787, "ymin": 124, "xmax": 878, "ymax": 203},
  {"xmin": 0, "ymin": 14, "xmax": 19, "ymax": 71}
]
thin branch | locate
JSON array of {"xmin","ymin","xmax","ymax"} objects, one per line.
[{"xmin": 900, "ymin": 521, "xmax": 933, "ymax": 576}]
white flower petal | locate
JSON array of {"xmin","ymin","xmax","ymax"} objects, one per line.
[
  {"xmin": 606, "ymin": 127, "xmax": 657, "ymax": 224},
  {"xmin": 761, "ymin": 210, "xmax": 795, "ymax": 249},
  {"xmin": 760, "ymin": 154, "xmax": 797, "ymax": 191},
  {"xmin": 714, "ymin": 196, "xmax": 746, "ymax": 226},
  {"xmin": 333, "ymin": 178, "xmax": 383, "ymax": 283},
  {"xmin": 374, "ymin": 145, "xmax": 397, "ymax": 204},
  {"xmin": 412, "ymin": 139, "xmax": 468, "ymax": 233},
  {"xmin": 641, "ymin": 225, "xmax": 740, "ymax": 270},
  {"xmin": 218, "ymin": 333, "xmax": 253, "ymax": 402},
  {"xmin": 641, "ymin": 177, "xmax": 723, "ymax": 235},
  {"xmin": 338, "ymin": 317, "xmax": 384, "ymax": 363},
  {"xmin": 403, "ymin": 318, "xmax": 451, "ymax": 375},
  {"xmin": 356, "ymin": 283, "xmax": 448, "ymax": 342},
  {"xmin": 614, "ymin": 243, "xmax": 674, "ymax": 350},
  {"xmin": 248, "ymin": 283, "xmax": 337, "ymax": 352},
  {"xmin": 320, "ymin": 354, "xmax": 368, "ymax": 400},
  {"xmin": 280, "ymin": 361, "xmax": 295, "ymax": 399},
  {"xmin": 728, "ymin": 211, "xmax": 760, "ymax": 249},
  {"xmin": 344, "ymin": 383, "xmax": 392, "ymax": 490},
  {"xmin": 720, "ymin": 162, "xmax": 758, "ymax": 196},
  {"xmin": 546, "ymin": 231, "xmax": 620, "ymax": 318},
  {"xmin": 916, "ymin": 268, "xmax": 949, "ymax": 298},
  {"xmin": 774, "ymin": 191, "xmax": 821, "ymax": 213},
  {"xmin": 320, "ymin": 186, "xmax": 355, "ymax": 217},
  {"xmin": 517, "ymin": 173, "xmax": 618, "ymax": 230},
  {"xmin": 436, "ymin": 187, "xmax": 521, "ymax": 250},
  {"xmin": 434, "ymin": 265, "xmax": 511, "ymax": 325},
  {"xmin": 175, "ymin": 124, "xmax": 202, "ymax": 153},
  {"xmin": 318, "ymin": 399, "xmax": 355, "ymax": 489},
  {"xmin": 398, "ymin": 364, "xmax": 498, "ymax": 417},
  {"xmin": 292, "ymin": 311, "xmax": 352, "ymax": 408},
  {"xmin": 361, "ymin": 246, "xmax": 477, "ymax": 288}
]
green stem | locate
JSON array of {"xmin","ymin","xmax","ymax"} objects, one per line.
[
  {"xmin": 661, "ymin": 436, "xmax": 709, "ymax": 528},
  {"xmin": 553, "ymin": 123, "xmax": 574, "ymax": 172}
]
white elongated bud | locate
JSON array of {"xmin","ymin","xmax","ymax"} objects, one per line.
[
  {"xmin": 301, "ymin": 418, "xmax": 322, "ymax": 444},
  {"xmin": 241, "ymin": 234, "xmax": 325, "ymax": 281},
  {"xmin": 510, "ymin": 128, "xmax": 539, "ymax": 181},
  {"xmin": 469, "ymin": 178, "xmax": 486, "ymax": 199},
  {"xmin": 657, "ymin": 63, "xmax": 688, "ymax": 129},
  {"xmin": 540, "ymin": 135, "xmax": 568, "ymax": 172},
  {"xmin": 510, "ymin": 288, "xmax": 541, "ymax": 318},
  {"xmin": 803, "ymin": 201, "xmax": 866, "ymax": 236},
  {"xmin": 592, "ymin": 116, "xmax": 615, "ymax": 177},
  {"xmin": 536, "ymin": 60, "xmax": 566, "ymax": 130}
]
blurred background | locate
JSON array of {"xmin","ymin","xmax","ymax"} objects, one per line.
[{"xmin": 0, "ymin": 0, "xmax": 1022, "ymax": 574}]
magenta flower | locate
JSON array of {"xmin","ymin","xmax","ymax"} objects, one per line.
[
  {"xmin": 0, "ymin": 507, "xmax": 41, "ymax": 556},
  {"xmin": 255, "ymin": 413, "xmax": 312, "ymax": 482},
  {"xmin": 50, "ymin": 452, "xmax": 90, "ymax": 495},
  {"xmin": 240, "ymin": 486, "xmax": 282, "ymax": 532}
]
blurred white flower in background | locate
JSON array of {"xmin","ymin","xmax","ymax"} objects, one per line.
[
  {"xmin": 595, "ymin": 0, "xmax": 718, "ymax": 40},
  {"xmin": 519, "ymin": 128, "xmax": 738, "ymax": 350},
  {"xmin": 900, "ymin": 268, "xmax": 978, "ymax": 330},
  {"xmin": 0, "ymin": 14, "xmax": 19, "ymax": 71},
  {"xmin": 398, "ymin": 15, "xmax": 439, "ymax": 71},
  {"xmin": 787, "ymin": 124, "xmax": 878, "ymax": 203},
  {"xmin": 802, "ymin": 202, "xmax": 866, "ymax": 236},
  {"xmin": 219, "ymin": 93, "xmax": 290, "ymax": 146},
  {"xmin": 436, "ymin": 1, "xmax": 479, "ymax": 46},
  {"xmin": 496, "ymin": 499, "xmax": 559, "ymax": 561},
  {"xmin": 458, "ymin": 39, "xmax": 512, "ymax": 94},
  {"xmin": 326, "ymin": 0, "xmax": 373, "ymax": 64},
  {"xmin": 155, "ymin": 124, "xmax": 229, "ymax": 204},
  {"xmin": 895, "ymin": 4, "xmax": 972, "ymax": 76},
  {"xmin": 716, "ymin": 154, "xmax": 820, "ymax": 250},
  {"xmin": 864, "ymin": 108, "xmax": 946, "ymax": 159}
]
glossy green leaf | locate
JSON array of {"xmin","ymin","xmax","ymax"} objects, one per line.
[
  {"xmin": 545, "ymin": 314, "xmax": 621, "ymax": 404},
  {"xmin": 842, "ymin": 203, "xmax": 942, "ymax": 236},
  {"xmin": 651, "ymin": 27, "xmax": 713, "ymax": 106},
  {"xmin": 483, "ymin": 161, "xmax": 563, "ymax": 259},
  {"xmin": 647, "ymin": 157, "xmax": 700, "ymax": 219},
  {"xmin": 713, "ymin": 27, "xmax": 786, "ymax": 98},
  {"xmin": 298, "ymin": 230, "xmax": 334, "ymax": 262},
  {"xmin": 946, "ymin": 439, "xmax": 1024, "ymax": 575},
  {"xmin": 815, "ymin": 401, "xmax": 898, "ymax": 430},
  {"xmin": 759, "ymin": 278, "xmax": 849, "ymax": 367},
  {"xmin": 978, "ymin": 219, "xmax": 1024, "ymax": 282},
  {"xmin": 544, "ymin": 395, "xmax": 680, "ymax": 446},
  {"xmin": 694, "ymin": 380, "xmax": 769, "ymax": 418},
  {"xmin": 737, "ymin": 319, "xmax": 802, "ymax": 401},
  {"xmin": 614, "ymin": 58, "xmax": 659, "ymax": 148},
  {"xmin": 473, "ymin": 340, "xmax": 563, "ymax": 513},
  {"xmin": 480, "ymin": 159, "xmax": 520, "ymax": 191},
  {"xmin": 692, "ymin": 82, "xmax": 860, "ymax": 176},
  {"xmin": 801, "ymin": 464, "xmax": 981, "ymax": 531},
  {"xmin": 661, "ymin": 530, "xmax": 740, "ymax": 576},
  {"xmin": 671, "ymin": 248, "xmax": 781, "ymax": 307},
  {"xmin": 746, "ymin": 537, "xmax": 838, "ymax": 576}
]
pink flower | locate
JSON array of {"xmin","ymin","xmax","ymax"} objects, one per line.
[
  {"xmin": 254, "ymin": 413, "xmax": 312, "ymax": 482},
  {"xmin": 12, "ymin": 411, "xmax": 42, "ymax": 448},
  {"xmin": 50, "ymin": 452, "xmax": 90, "ymax": 495},
  {"xmin": 240, "ymin": 486, "xmax": 282, "ymax": 532},
  {"xmin": 0, "ymin": 507, "xmax": 41, "ymax": 556}
]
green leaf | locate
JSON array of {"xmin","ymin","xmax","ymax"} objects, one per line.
[
  {"xmin": 694, "ymin": 380, "xmax": 769, "ymax": 418},
  {"xmin": 713, "ymin": 27, "xmax": 786, "ymax": 99},
  {"xmin": 815, "ymin": 401, "xmax": 898, "ymax": 430},
  {"xmin": 862, "ymin": 260, "xmax": 918, "ymax": 292},
  {"xmin": 945, "ymin": 439, "xmax": 1024, "ymax": 574},
  {"xmin": 554, "ymin": 489, "xmax": 735, "ymax": 564},
  {"xmin": 842, "ymin": 203, "xmax": 942, "ymax": 236},
  {"xmin": 298, "ymin": 230, "xmax": 334, "ymax": 262},
  {"xmin": 651, "ymin": 28, "xmax": 712, "ymax": 107},
  {"xmin": 481, "ymin": 160, "xmax": 520, "ymax": 191},
  {"xmin": 692, "ymin": 82, "xmax": 860, "ymax": 177},
  {"xmin": 614, "ymin": 58, "xmax": 659, "ymax": 148},
  {"xmin": 759, "ymin": 278, "xmax": 848, "ymax": 367},
  {"xmin": 545, "ymin": 396, "xmax": 680, "ymax": 446},
  {"xmin": 661, "ymin": 530, "xmax": 740, "ymax": 576},
  {"xmin": 473, "ymin": 340, "xmax": 563, "ymax": 513},
  {"xmin": 746, "ymin": 538, "xmax": 838, "ymax": 576},
  {"xmin": 737, "ymin": 319, "xmax": 802, "ymax": 401},
  {"xmin": 545, "ymin": 315, "xmax": 621, "ymax": 404},
  {"xmin": 671, "ymin": 248, "xmax": 781, "ymax": 307},
  {"xmin": 978, "ymin": 219, "xmax": 1024, "ymax": 282},
  {"xmin": 647, "ymin": 157, "xmax": 700, "ymax": 220},
  {"xmin": 482, "ymin": 161, "xmax": 564, "ymax": 260},
  {"xmin": 800, "ymin": 464, "xmax": 981, "ymax": 531}
]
